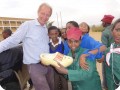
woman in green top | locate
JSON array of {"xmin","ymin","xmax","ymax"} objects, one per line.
[
  {"xmin": 55, "ymin": 27, "xmax": 102, "ymax": 90},
  {"xmin": 105, "ymin": 18, "xmax": 120, "ymax": 90}
]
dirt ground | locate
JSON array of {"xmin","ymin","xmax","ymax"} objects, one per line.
[{"xmin": 89, "ymin": 31, "xmax": 103, "ymax": 81}]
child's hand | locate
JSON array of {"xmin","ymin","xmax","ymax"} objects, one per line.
[
  {"xmin": 79, "ymin": 54, "xmax": 89, "ymax": 70},
  {"xmin": 97, "ymin": 55, "xmax": 104, "ymax": 63},
  {"xmin": 55, "ymin": 62, "xmax": 68, "ymax": 74}
]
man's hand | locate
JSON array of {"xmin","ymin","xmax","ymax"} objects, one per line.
[
  {"xmin": 79, "ymin": 54, "xmax": 89, "ymax": 70},
  {"xmin": 55, "ymin": 62, "xmax": 68, "ymax": 74}
]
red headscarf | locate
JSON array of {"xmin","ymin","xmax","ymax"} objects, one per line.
[
  {"xmin": 101, "ymin": 15, "xmax": 114, "ymax": 24},
  {"xmin": 66, "ymin": 27, "xmax": 82, "ymax": 40}
]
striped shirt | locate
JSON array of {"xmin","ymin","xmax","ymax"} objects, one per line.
[{"xmin": 0, "ymin": 19, "xmax": 49, "ymax": 64}]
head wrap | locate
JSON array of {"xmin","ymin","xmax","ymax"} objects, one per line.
[
  {"xmin": 66, "ymin": 27, "xmax": 82, "ymax": 40},
  {"xmin": 101, "ymin": 15, "xmax": 114, "ymax": 24}
]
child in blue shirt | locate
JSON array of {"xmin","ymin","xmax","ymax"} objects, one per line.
[{"xmin": 48, "ymin": 26, "xmax": 68, "ymax": 90}]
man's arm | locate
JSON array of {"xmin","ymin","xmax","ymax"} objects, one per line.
[{"xmin": 0, "ymin": 22, "xmax": 28, "ymax": 53}]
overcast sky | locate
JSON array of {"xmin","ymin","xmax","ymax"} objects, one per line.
[{"xmin": 0, "ymin": 0, "xmax": 120, "ymax": 28}]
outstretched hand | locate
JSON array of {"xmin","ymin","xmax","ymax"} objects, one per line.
[
  {"xmin": 79, "ymin": 54, "xmax": 89, "ymax": 70},
  {"xmin": 55, "ymin": 62, "xmax": 68, "ymax": 74}
]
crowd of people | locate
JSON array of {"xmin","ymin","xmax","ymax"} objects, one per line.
[{"xmin": 0, "ymin": 2, "xmax": 120, "ymax": 90}]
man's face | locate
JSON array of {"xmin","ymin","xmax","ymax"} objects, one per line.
[
  {"xmin": 38, "ymin": 6, "xmax": 52, "ymax": 26},
  {"xmin": 112, "ymin": 22, "xmax": 120, "ymax": 44}
]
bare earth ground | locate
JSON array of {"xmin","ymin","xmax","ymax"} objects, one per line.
[{"xmin": 89, "ymin": 31, "xmax": 103, "ymax": 81}]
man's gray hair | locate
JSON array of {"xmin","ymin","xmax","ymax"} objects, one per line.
[{"xmin": 38, "ymin": 3, "xmax": 52, "ymax": 14}]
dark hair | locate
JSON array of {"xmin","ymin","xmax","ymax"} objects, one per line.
[
  {"xmin": 2, "ymin": 29, "xmax": 12, "ymax": 36},
  {"xmin": 48, "ymin": 26, "xmax": 61, "ymax": 36},
  {"xmin": 66, "ymin": 21, "xmax": 79, "ymax": 28},
  {"xmin": 85, "ymin": 23, "xmax": 90, "ymax": 33},
  {"xmin": 87, "ymin": 24, "xmax": 90, "ymax": 31},
  {"xmin": 111, "ymin": 18, "xmax": 120, "ymax": 31}
]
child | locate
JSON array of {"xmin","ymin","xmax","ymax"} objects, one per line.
[
  {"xmin": 48, "ymin": 26, "xmax": 64, "ymax": 54},
  {"xmin": 60, "ymin": 28, "xmax": 67, "ymax": 41},
  {"xmin": 2, "ymin": 29, "xmax": 12, "ymax": 39},
  {"xmin": 48, "ymin": 26, "xmax": 68, "ymax": 90},
  {"xmin": 55, "ymin": 27, "xmax": 102, "ymax": 90},
  {"xmin": 105, "ymin": 18, "xmax": 120, "ymax": 90},
  {"xmin": 79, "ymin": 22, "xmax": 90, "ymax": 35}
]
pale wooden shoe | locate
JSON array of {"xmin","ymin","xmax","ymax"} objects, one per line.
[{"xmin": 40, "ymin": 52, "xmax": 73, "ymax": 67}]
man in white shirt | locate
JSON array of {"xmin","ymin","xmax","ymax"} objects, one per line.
[{"xmin": 0, "ymin": 3, "xmax": 54, "ymax": 90}]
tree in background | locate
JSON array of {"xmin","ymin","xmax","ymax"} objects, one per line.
[{"xmin": 91, "ymin": 25, "xmax": 104, "ymax": 32}]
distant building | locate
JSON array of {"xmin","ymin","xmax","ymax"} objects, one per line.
[{"xmin": 0, "ymin": 17, "xmax": 32, "ymax": 39}]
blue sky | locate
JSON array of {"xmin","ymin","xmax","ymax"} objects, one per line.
[{"xmin": 0, "ymin": 0, "xmax": 120, "ymax": 27}]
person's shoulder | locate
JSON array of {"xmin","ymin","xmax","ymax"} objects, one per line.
[
  {"xmin": 103, "ymin": 25, "xmax": 112, "ymax": 35},
  {"xmin": 23, "ymin": 19, "xmax": 36, "ymax": 25},
  {"xmin": 18, "ymin": 19, "xmax": 35, "ymax": 29},
  {"xmin": 82, "ymin": 33, "xmax": 90, "ymax": 39},
  {"xmin": 83, "ymin": 33, "xmax": 89, "ymax": 37},
  {"xmin": 82, "ymin": 34, "xmax": 95, "ymax": 41}
]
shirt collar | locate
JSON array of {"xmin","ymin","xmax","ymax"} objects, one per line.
[{"xmin": 50, "ymin": 37, "xmax": 62, "ymax": 47}]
